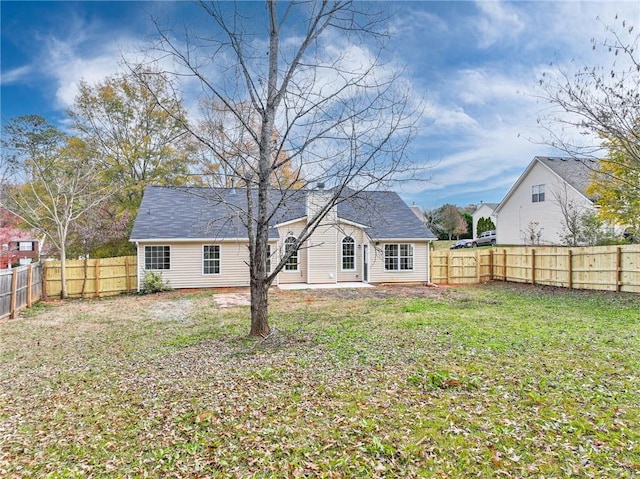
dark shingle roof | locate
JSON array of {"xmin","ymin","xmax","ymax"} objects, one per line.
[
  {"xmin": 536, "ymin": 156, "xmax": 598, "ymax": 197},
  {"xmin": 130, "ymin": 186, "xmax": 436, "ymax": 241}
]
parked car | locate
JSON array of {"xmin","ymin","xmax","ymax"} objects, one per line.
[
  {"xmin": 450, "ymin": 239, "xmax": 473, "ymax": 249},
  {"xmin": 472, "ymin": 230, "xmax": 497, "ymax": 247}
]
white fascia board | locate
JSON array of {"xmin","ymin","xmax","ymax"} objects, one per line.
[
  {"xmin": 375, "ymin": 238, "xmax": 434, "ymax": 242},
  {"xmin": 338, "ymin": 218, "xmax": 370, "ymax": 229},
  {"xmin": 130, "ymin": 237, "xmax": 254, "ymax": 243},
  {"xmin": 273, "ymin": 216, "xmax": 307, "ymax": 229},
  {"xmin": 494, "ymin": 157, "xmax": 539, "ymax": 215}
]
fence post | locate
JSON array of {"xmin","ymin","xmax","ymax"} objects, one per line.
[
  {"xmin": 27, "ymin": 264, "xmax": 33, "ymax": 308},
  {"xmin": 42, "ymin": 261, "xmax": 48, "ymax": 299},
  {"xmin": 9, "ymin": 268, "xmax": 18, "ymax": 319},
  {"xmin": 125, "ymin": 256, "xmax": 131, "ymax": 292},
  {"xmin": 531, "ymin": 249, "xmax": 536, "ymax": 285},
  {"xmin": 503, "ymin": 249, "xmax": 507, "ymax": 281},
  {"xmin": 476, "ymin": 250, "xmax": 481, "ymax": 283},
  {"xmin": 616, "ymin": 247, "xmax": 622, "ymax": 292},
  {"xmin": 488, "ymin": 249, "xmax": 494, "ymax": 281},
  {"xmin": 567, "ymin": 249, "xmax": 573, "ymax": 289},
  {"xmin": 95, "ymin": 258, "xmax": 101, "ymax": 298},
  {"xmin": 445, "ymin": 252, "xmax": 450, "ymax": 284}
]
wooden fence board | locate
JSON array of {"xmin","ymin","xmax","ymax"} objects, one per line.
[
  {"xmin": 43, "ymin": 256, "xmax": 138, "ymax": 298},
  {"xmin": 431, "ymin": 245, "xmax": 640, "ymax": 293},
  {"xmin": 0, "ymin": 264, "xmax": 43, "ymax": 320}
]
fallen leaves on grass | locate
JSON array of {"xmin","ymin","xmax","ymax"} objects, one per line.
[{"xmin": 1, "ymin": 283, "xmax": 639, "ymax": 478}]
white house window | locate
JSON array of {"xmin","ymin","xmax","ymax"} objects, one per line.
[
  {"xmin": 384, "ymin": 244, "xmax": 414, "ymax": 271},
  {"xmin": 284, "ymin": 237, "xmax": 298, "ymax": 271},
  {"xmin": 145, "ymin": 245, "xmax": 170, "ymax": 270},
  {"xmin": 532, "ymin": 184, "xmax": 545, "ymax": 203},
  {"xmin": 342, "ymin": 236, "xmax": 355, "ymax": 271},
  {"xmin": 19, "ymin": 242, "xmax": 33, "ymax": 251},
  {"xmin": 203, "ymin": 245, "xmax": 220, "ymax": 275}
]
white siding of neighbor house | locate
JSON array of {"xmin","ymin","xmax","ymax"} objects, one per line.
[
  {"xmin": 496, "ymin": 162, "xmax": 595, "ymax": 245},
  {"xmin": 137, "ymin": 241, "xmax": 256, "ymax": 289},
  {"xmin": 368, "ymin": 241, "xmax": 430, "ymax": 284},
  {"xmin": 472, "ymin": 204, "xmax": 497, "ymax": 238}
]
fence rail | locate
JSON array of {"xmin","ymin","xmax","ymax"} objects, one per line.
[
  {"xmin": 3, "ymin": 247, "xmax": 638, "ymax": 320},
  {"xmin": 431, "ymin": 245, "xmax": 640, "ymax": 293},
  {"xmin": 0, "ymin": 263, "xmax": 43, "ymax": 319},
  {"xmin": 42, "ymin": 256, "xmax": 138, "ymax": 299}
]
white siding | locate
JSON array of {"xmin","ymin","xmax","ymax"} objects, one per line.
[
  {"xmin": 307, "ymin": 222, "xmax": 338, "ymax": 284},
  {"xmin": 276, "ymin": 219, "xmax": 308, "ymax": 284},
  {"xmin": 138, "ymin": 241, "xmax": 252, "ymax": 288},
  {"xmin": 369, "ymin": 241, "xmax": 430, "ymax": 283},
  {"xmin": 337, "ymin": 223, "xmax": 366, "ymax": 282},
  {"xmin": 472, "ymin": 204, "xmax": 497, "ymax": 238},
  {"xmin": 497, "ymin": 162, "xmax": 595, "ymax": 245}
]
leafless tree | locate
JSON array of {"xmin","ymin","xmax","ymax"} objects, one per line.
[
  {"xmin": 536, "ymin": 15, "xmax": 640, "ymax": 203},
  {"xmin": 136, "ymin": 1, "xmax": 422, "ymax": 336}
]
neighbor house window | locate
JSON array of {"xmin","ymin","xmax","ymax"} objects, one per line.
[
  {"xmin": 19, "ymin": 242, "xmax": 33, "ymax": 251},
  {"xmin": 145, "ymin": 245, "xmax": 170, "ymax": 270},
  {"xmin": 532, "ymin": 184, "xmax": 545, "ymax": 203},
  {"xmin": 266, "ymin": 244, "xmax": 272, "ymax": 273},
  {"xmin": 342, "ymin": 236, "xmax": 355, "ymax": 271},
  {"xmin": 284, "ymin": 237, "xmax": 298, "ymax": 271},
  {"xmin": 203, "ymin": 245, "xmax": 220, "ymax": 275},
  {"xmin": 384, "ymin": 244, "xmax": 414, "ymax": 271}
]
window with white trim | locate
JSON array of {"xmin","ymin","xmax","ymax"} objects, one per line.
[
  {"xmin": 532, "ymin": 184, "xmax": 545, "ymax": 203},
  {"xmin": 342, "ymin": 236, "xmax": 355, "ymax": 271},
  {"xmin": 145, "ymin": 245, "xmax": 170, "ymax": 270},
  {"xmin": 203, "ymin": 245, "xmax": 220, "ymax": 275},
  {"xmin": 284, "ymin": 237, "xmax": 298, "ymax": 271},
  {"xmin": 19, "ymin": 242, "xmax": 33, "ymax": 251},
  {"xmin": 384, "ymin": 244, "xmax": 414, "ymax": 271}
]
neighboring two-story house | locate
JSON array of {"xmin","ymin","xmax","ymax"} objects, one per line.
[
  {"xmin": 494, "ymin": 156, "xmax": 598, "ymax": 245},
  {"xmin": 0, "ymin": 208, "xmax": 42, "ymax": 269}
]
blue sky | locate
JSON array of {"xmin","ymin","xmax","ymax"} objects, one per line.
[{"xmin": 2, "ymin": 1, "xmax": 639, "ymax": 209}]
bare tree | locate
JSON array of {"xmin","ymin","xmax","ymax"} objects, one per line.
[
  {"xmin": 537, "ymin": 16, "xmax": 640, "ymax": 218},
  {"xmin": 2, "ymin": 116, "xmax": 112, "ymax": 298},
  {"xmin": 138, "ymin": 1, "xmax": 421, "ymax": 336},
  {"xmin": 552, "ymin": 184, "xmax": 589, "ymax": 246}
]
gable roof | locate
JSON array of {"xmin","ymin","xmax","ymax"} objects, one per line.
[
  {"xmin": 495, "ymin": 156, "xmax": 597, "ymax": 215},
  {"xmin": 130, "ymin": 186, "xmax": 436, "ymax": 242},
  {"xmin": 473, "ymin": 202, "xmax": 499, "ymax": 215},
  {"xmin": 536, "ymin": 156, "xmax": 597, "ymax": 197}
]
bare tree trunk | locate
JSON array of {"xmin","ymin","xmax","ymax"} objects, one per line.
[
  {"xmin": 60, "ymin": 243, "xmax": 67, "ymax": 299},
  {"xmin": 249, "ymin": 277, "xmax": 270, "ymax": 337}
]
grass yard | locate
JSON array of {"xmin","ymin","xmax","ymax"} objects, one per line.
[{"xmin": 1, "ymin": 282, "xmax": 639, "ymax": 478}]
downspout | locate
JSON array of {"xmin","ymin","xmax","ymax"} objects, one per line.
[
  {"xmin": 135, "ymin": 241, "xmax": 141, "ymax": 292},
  {"xmin": 426, "ymin": 241, "xmax": 431, "ymax": 284}
]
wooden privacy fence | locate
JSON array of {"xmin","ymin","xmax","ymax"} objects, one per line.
[
  {"xmin": 0, "ymin": 263, "xmax": 43, "ymax": 319},
  {"xmin": 431, "ymin": 244, "xmax": 640, "ymax": 293},
  {"xmin": 43, "ymin": 255, "xmax": 138, "ymax": 299}
]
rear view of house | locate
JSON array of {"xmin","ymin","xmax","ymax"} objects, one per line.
[{"xmin": 130, "ymin": 186, "xmax": 437, "ymax": 289}]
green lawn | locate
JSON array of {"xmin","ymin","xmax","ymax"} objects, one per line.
[{"xmin": 1, "ymin": 283, "xmax": 639, "ymax": 478}]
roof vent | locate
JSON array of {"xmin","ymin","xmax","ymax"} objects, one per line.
[{"xmin": 317, "ymin": 182, "xmax": 325, "ymax": 190}]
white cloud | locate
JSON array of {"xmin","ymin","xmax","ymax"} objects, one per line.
[
  {"xmin": 0, "ymin": 65, "xmax": 34, "ymax": 85},
  {"xmin": 474, "ymin": 0, "xmax": 526, "ymax": 48}
]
